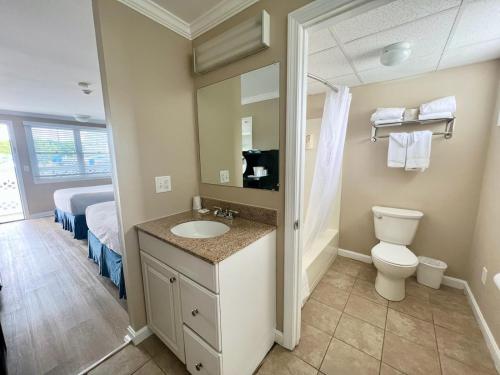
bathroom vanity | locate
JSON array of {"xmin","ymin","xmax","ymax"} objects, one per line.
[{"xmin": 137, "ymin": 210, "xmax": 276, "ymax": 375}]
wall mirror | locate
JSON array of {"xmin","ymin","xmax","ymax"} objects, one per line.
[{"xmin": 197, "ymin": 63, "xmax": 280, "ymax": 191}]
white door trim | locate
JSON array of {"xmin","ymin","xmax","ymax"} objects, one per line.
[
  {"xmin": 1, "ymin": 120, "xmax": 29, "ymax": 219},
  {"xmin": 283, "ymin": 0, "xmax": 394, "ymax": 349}
]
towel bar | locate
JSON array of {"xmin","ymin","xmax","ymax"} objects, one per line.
[{"xmin": 370, "ymin": 117, "xmax": 455, "ymax": 142}]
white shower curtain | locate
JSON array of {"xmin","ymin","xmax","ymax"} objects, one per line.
[{"xmin": 302, "ymin": 86, "xmax": 352, "ymax": 299}]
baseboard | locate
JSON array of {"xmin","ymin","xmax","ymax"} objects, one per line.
[
  {"xmin": 274, "ymin": 329, "xmax": 284, "ymax": 345},
  {"xmin": 441, "ymin": 275, "xmax": 466, "ymax": 290},
  {"xmin": 29, "ymin": 210, "xmax": 53, "ymax": 219},
  {"xmin": 464, "ymin": 282, "xmax": 500, "ymax": 372},
  {"xmin": 126, "ymin": 325, "xmax": 152, "ymax": 345},
  {"xmin": 338, "ymin": 248, "xmax": 372, "ymax": 263}
]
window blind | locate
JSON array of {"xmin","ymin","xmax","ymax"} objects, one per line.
[{"xmin": 24, "ymin": 122, "xmax": 111, "ymax": 182}]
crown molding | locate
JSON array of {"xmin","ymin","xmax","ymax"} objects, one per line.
[
  {"xmin": 117, "ymin": 0, "xmax": 259, "ymax": 40},
  {"xmin": 117, "ymin": 0, "xmax": 191, "ymax": 39},
  {"xmin": 190, "ymin": 0, "xmax": 259, "ymax": 39}
]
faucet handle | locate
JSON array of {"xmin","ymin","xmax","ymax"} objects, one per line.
[{"xmin": 227, "ymin": 209, "xmax": 239, "ymax": 219}]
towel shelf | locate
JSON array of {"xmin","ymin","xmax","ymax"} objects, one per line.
[{"xmin": 370, "ymin": 117, "xmax": 455, "ymax": 142}]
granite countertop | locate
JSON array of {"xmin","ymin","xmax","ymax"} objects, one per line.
[{"xmin": 136, "ymin": 210, "xmax": 276, "ymax": 264}]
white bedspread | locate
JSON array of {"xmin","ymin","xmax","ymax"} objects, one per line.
[
  {"xmin": 86, "ymin": 201, "xmax": 122, "ymax": 254},
  {"xmin": 53, "ymin": 184, "xmax": 114, "ymax": 215}
]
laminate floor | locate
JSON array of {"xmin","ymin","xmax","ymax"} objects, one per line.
[{"xmin": 0, "ymin": 217, "xmax": 129, "ymax": 375}]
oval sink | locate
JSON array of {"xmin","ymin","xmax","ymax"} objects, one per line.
[{"xmin": 170, "ymin": 220, "xmax": 230, "ymax": 239}]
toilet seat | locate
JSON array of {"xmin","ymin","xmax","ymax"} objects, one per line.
[{"xmin": 372, "ymin": 242, "xmax": 418, "ymax": 267}]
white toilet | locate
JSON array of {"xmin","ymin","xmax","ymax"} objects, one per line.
[{"xmin": 371, "ymin": 206, "xmax": 423, "ymax": 301}]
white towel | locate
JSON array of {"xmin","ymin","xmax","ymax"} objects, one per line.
[
  {"xmin": 374, "ymin": 118, "xmax": 403, "ymax": 127},
  {"xmin": 371, "ymin": 107, "xmax": 405, "ymax": 122},
  {"xmin": 405, "ymin": 131, "xmax": 432, "ymax": 172},
  {"xmin": 388, "ymin": 132, "xmax": 408, "ymax": 168},
  {"xmin": 418, "ymin": 112, "xmax": 453, "ymax": 120},
  {"xmin": 420, "ymin": 96, "xmax": 456, "ymax": 115}
]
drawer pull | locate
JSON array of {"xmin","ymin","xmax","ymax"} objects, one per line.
[
  {"xmin": 169, "ymin": 277, "xmax": 176, "ymax": 283},
  {"xmin": 195, "ymin": 362, "xmax": 203, "ymax": 371},
  {"xmin": 191, "ymin": 308, "xmax": 199, "ymax": 316}
]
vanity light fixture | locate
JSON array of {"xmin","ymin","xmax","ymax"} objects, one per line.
[
  {"xmin": 380, "ymin": 42, "xmax": 411, "ymax": 66},
  {"xmin": 193, "ymin": 10, "xmax": 270, "ymax": 74}
]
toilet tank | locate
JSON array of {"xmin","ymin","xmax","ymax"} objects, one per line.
[{"xmin": 372, "ymin": 206, "xmax": 424, "ymax": 245}]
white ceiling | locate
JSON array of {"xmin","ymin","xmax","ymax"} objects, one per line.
[
  {"xmin": 307, "ymin": 0, "xmax": 500, "ymax": 94},
  {"xmin": 0, "ymin": 0, "xmax": 105, "ymax": 122}
]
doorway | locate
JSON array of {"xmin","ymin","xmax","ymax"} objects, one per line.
[{"xmin": 0, "ymin": 121, "xmax": 26, "ymax": 223}]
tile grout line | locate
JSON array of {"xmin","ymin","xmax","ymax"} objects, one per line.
[{"xmin": 379, "ymin": 289, "xmax": 390, "ymax": 374}]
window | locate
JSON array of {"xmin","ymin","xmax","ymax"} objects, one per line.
[{"xmin": 24, "ymin": 122, "xmax": 111, "ymax": 183}]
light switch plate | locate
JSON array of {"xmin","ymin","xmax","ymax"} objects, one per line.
[
  {"xmin": 219, "ymin": 170, "xmax": 230, "ymax": 184},
  {"xmin": 155, "ymin": 176, "xmax": 171, "ymax": 193},
  {"xmin": 481, "ymin": 267, "xmax": 488, "ymax": 285}
]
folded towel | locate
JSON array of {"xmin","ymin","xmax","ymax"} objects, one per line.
[
  {"xmin": 405, "ymin": 131, "xmax": 432, "ymax": 172},
  {"xmin": 371, "ymin": 108, "xmax": 405, "ymax": 122},
  {"xmin": 418, "ymin": 112, "xmax": 453, "ymax": 120},
  {"xmin": 420, "ymin": 96, "xmax": 456, "ymax": 115},
  {"xmin": 388, "ymin": 132, "xmax": 408, "ymax": 168},
  {"xmin": 374, "ymin": 118, "xmax": 403, "ymax": 127}
]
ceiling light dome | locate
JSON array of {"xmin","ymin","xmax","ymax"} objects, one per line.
[{"xmin": 380, "ymin": 42, "xmax": 411, "ymax": 66}]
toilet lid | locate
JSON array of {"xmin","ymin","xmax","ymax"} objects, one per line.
[{"xmin": 372, "ymin": 242, "xmax": 418, "ymax": 267}]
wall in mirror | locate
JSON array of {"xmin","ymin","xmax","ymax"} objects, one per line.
[{"xmin": 197, "ymin": 63, "xmax": 280, "ymax": 191}]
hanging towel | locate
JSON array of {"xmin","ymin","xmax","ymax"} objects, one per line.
[
  {"xmin": 418, "ymin": 111, "xmax": 453, "ymax": 120},
  {"xmin": 420, "ymin": 96, "xmax": 456, "ymax": 115},
  {"xmin": 405, "ymin": 131, "xmax": 432, "ymax": 172},
  {"xmin": 371, "ymin": 107, "xmax": 405, "ymax": 122},
  {"xmin": 388, "ymin": 132, "xmax": 408, "ymax": 168}
]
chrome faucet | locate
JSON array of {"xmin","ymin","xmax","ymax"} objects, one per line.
[{"xmin": 213, "ymin": 206, "xmax": 239, "ymax": 220}]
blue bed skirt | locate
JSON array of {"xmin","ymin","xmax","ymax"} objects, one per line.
[
  {"xmin": 88, "ymin": 230, "xmax": 126, "ymax": 299},
  {"xmin": 54, "ymin": 208, "xmax": 88, "ymax": 240}
]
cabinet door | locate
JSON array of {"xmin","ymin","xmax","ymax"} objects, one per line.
[{"xmin": 141, "ymin": 251, "xmax": 185, "ymax": 362}]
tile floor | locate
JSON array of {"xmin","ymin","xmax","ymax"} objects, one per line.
[{"xmin": 89, "ymin": 256, "xmax": 498, "ymax": 375}]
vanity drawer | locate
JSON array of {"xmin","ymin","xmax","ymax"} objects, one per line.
[
  {"xmin": 138, "ymin": 231, "xmax": 219, "ymax": 293},
  {"xmin": 180, "ymin": 275, "xmax": 221, "ymax": 351},
  {"xmin": 184, "ymin": 325, "xmax": 222, "ymax": 375}
]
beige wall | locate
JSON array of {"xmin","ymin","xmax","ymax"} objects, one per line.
[
  {"xmin": 241, "ymin": 98, "xmax": 280, "ymax": 150},
  {"xmin": 193, "ymin": 0, "xmax": 311, "ymax": 330},
  {"xmin": 308, "ymin": 60, "xmax": 499, "ymax": 278},
  {"xmin": 93, "ymin": 0, "xmax": 199, "ymax": 330},
  {"xmin": 1, "ymin": 114, "xmax": 110, "ymax": 215},
  {"xmin": 468, "ymin": 69, "xmax": 500, "ymax": 343}
]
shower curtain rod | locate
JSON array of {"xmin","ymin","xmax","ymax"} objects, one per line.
[{"xmin": 307, "ymin": 73, "xmax": 339, "ymax": 93}]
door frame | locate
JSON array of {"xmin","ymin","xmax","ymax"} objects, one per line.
[
  {"xmin": 283, "ymin": 0, "xmax": 394, "ymax": 349},
  {"xmin": 0, "ymin": 120, "xmax": 29, "ymax": 220}
]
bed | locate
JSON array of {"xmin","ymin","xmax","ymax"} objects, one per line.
[
  {"xmin": 86, "ymin": 201, "xmax": 126, "ymax": 298},
  {"xmin": 53, "ymin": 184, "xmax": 114, "ymax": 239}
]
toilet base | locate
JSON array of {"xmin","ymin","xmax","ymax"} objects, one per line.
[{"xmin": 375, "ymin": 272, "xmax": 406, "ymax": 301}]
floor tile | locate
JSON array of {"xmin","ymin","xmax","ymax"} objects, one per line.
[
  {"xmin": 344, "ymin": 294, "xmax": 387, "ymax": 329},
  {"xmin": 435, "ymin": 325, "xmax": 495, "ymax": 372},
  {"xmin": 133, "ymin": 360, "xmax": 165, "ymax": 375},
  {"xmin": 429, "ymin": 290, "xmax": 471, "ymax": 316},
  {"xmin": 334, "ymin": 313, "xmax": 384, "ymax": 360},
  {"xmin": 351, "ymin": 279, "xmax": 388, "ymax": 306},
  {"xmin": 329, "ymin": 257, "xmax": 362, "ymax": 277},
  {"xmin": 310, "ymin": 280, "xmax": 350, "ymax": 311},
  {"xmin": 440, "ymin": 353, "xmax": 497, "ymax": 375},
  {"xmin": 293, "ymin": 323, "xmax": 332, "ymax": 368},
  {"xmin": 322, "ymin": 269, "xmax": 356, "ymax": 291},
  {"xmin": 320, "ymin": 338, "xmax": 379, "ymax": 375},
  {"xmin": 432, "ymin": 305, "xmax": 482, "ymax": 338},
  {"xmin": 153, "ymin": 348, "xmax": 188, "ymax": 374},
  {"xmin": 380, "ymin": 363, "xmax": 404, "ymax": 374},
  {"xmin": 382, "ymin": 332, "xmax": 441, "ymax": 375},
  {"xmin": 388, "ymin": 295, "xmax": 433, "ymax": 322},
  {"xmin": 386, "ymin": 309, "xmax": 436, "ymax": 349},
  {"xmin": 256, "ymin": 345, "xmax": 317, "ymax": 375},
  {"xmin": 89, "ymin": 344, "xmax": 150, "ymax": 375},
  {"xmin": 302, "ymin": 299, "xmax": 342, "ymax": 335},
  {"xmin": 356, "ymin": 263, "xmax": 377, "ymax": 283},
  {"xmin": 405, "ymin": 277, "xmax": 432, "ymax": 301},
  {"xmin": 138, "ymin": 334, "xmax": 167, "ymax": 357}
]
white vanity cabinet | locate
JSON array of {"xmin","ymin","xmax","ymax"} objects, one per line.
[{"xmin": 138, "ymin": 229, "xmax": 276, "ymax": 375}]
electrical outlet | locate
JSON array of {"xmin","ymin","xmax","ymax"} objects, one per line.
[
  {"xmin": 220, "ymin": 170, "xmax": 230, "ymax": 184},
  {"xmin": 155, "ymin": 176, "xmax": 171, "ymax": 193},
  {"xmin": 481, "ymin": 267, "xmax": 488, "ymax": 285}
]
